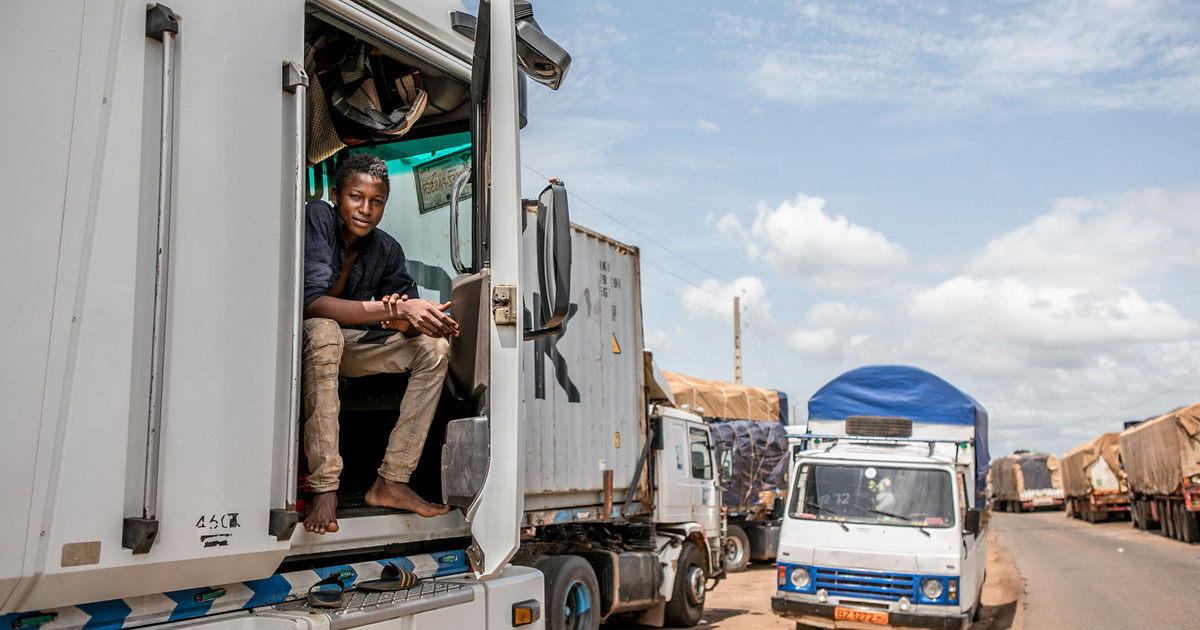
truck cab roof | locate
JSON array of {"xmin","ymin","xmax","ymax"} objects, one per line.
[{"xmin": 797, "ymin": 439, "xmax": 967, "ymax": 469}]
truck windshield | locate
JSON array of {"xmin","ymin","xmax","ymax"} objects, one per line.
[{"xmin": 788, "ymin": 464, "xmax": 955, "ymax": 528}]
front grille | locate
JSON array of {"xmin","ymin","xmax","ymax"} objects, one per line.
[{"xmin": 813, "ymin": 567, "xmax": 915, "ymax": 601}]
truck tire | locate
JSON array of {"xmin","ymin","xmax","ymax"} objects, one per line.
[
  {"xmin": 1183, "ymin": 507, "xmax": 1200, "ymax": 543},
  {"xmin": 664, "ymin": 542, "xmax": 706, "ymax": 627},
  {"xmin": 723, "ymin": 525, "xmax": 750, "ymax": 573},
  {"xmin": 538, "ymin": 555, "xmax": 600, "ymax": 630},
  {"xmin": 1176, "ymin": 503, "xmax": 1199, "ymax": 543}
]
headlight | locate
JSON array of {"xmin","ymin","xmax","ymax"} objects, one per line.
[
  {"xmin": 790, "ymin": 567, "xmax": 811, "ymax": 589},
  {"xmin": 921, "ymin": 578, "xmax": 944, "ymax": 600}
]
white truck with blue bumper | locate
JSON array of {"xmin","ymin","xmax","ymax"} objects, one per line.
[{"xmin": 772, "ymin": 366, "xmax": 990, "ymax": 630}]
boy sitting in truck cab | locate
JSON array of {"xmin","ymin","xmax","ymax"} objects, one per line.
[{"xmin": 301, "ymin": 153, "xmax": 458, "ymax": 534}]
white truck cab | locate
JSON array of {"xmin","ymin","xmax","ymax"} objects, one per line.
[{"xmin": 773, "ymin": 366, "xmax": 989, "ymax": 630}]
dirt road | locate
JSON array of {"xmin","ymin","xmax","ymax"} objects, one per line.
[{"xmin": 609, "ymin": 528, "xmax": 1025, "ymax": 630}]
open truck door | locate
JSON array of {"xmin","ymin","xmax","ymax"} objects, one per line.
[
  {"xmin": 1, "ymin": 0, "xmax": 573, "ymax": 614},
  {"xmin": 444, "ymin": 0, "xmax": 571, "ymax": 577}
]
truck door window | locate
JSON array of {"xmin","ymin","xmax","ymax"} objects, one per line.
[
  {"xmin": 957, "ymin": 472, "xmax": 969, "ymax": 519},
  {"xmin": 790, "ymin": 464, "xmax": 955, "ymax": 528},
  {"xmin": 308, "ymin": 132, "xmax": 472, "ymax": 304},
  {"xmin": 689, "ymin": 428, "xmax": 713, "ymax": 480}
]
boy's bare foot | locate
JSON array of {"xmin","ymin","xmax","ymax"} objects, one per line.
[
  {"xmin": 304, "ymin": 491, "xmax": 340, "ymax": 534},
  {"xmin": 365, "ymin": 477, "xmax": 452, "ymax": 517}
]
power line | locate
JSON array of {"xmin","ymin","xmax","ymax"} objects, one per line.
[
  {"xmin": 525, "ymin": 162, "xmax": 791, "ymax": 391},
  {"xmin": 641, "ymin": 281, "xmax": 728, "ymax": 318},
  {"xmin": 523, "ymin": 163, "xmax": 734, "ymax": 284}
]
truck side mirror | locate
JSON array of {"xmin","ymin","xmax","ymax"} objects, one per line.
[
  {"xmin": 963, "ymin": 508, "xmax": 982, "ymax": 535},
  {"xmin": 525, "ymin": 181, "xmax": 570, "ymax": 340},
  {"xmin": 452, "ymin": 3, "xmax": 572, "ymax": 90}
]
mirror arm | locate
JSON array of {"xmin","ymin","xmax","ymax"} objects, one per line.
[{"xmin": 523, "ymin": 323, "xmax": 563, "ymax": 341}]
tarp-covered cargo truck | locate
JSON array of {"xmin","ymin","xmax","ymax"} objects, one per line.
[
  {"xmin": 1061, "ymin": 433, "xmax": 1129, "ymax": 523},
  {"xmin": 664, "ymin": 373, "xmax": 790, "ymax": 572},
  {"xmin": 989, "ymin": 452, "xmax": 1065, "ymax": 512},
  {"xmin": 773, "ymin": 366, "xmax": 990, "ymax": 630},
  {"xmin": 0, "ymin": 1, "xmax": 719, "ymax": 628},
  {"xmin": 1120, "ymin": 403, "xmax": 1200, "ymax": 542}
]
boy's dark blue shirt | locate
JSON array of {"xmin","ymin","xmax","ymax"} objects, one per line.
[{"xmin": 303, "ymin": 200, "xmax": 418, "ymax": 321}]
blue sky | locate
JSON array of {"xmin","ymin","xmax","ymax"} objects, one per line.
[{"xmin": 508, "ymin": 0, "xmax": 1200, "ymax": 458}]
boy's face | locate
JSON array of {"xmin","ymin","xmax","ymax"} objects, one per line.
[{"xmin": 332, "ymin": 172, "xmax": 389, "ymax": 242}]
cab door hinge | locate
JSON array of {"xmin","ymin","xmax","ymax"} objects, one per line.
[{"xmin": 493, "ymin": 285, "xmax": 517, "ymax": 325}]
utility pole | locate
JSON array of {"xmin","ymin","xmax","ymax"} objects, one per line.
[{"xmin": 733, "ymin": 296, "xmax": 742, "ymax": 384}]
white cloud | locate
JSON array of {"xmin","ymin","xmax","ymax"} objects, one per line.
[
  {"xmin": 678, "ymin": 276, "xmax": 776, "ymax": 329},
  {"xmin": 968, "ymin": 188, "xmax": 1200, "ymax": 284},
  {"xmin": 745, "ymin": 0, "xmax": 1200, "ymax": 116},
  {"xmin": 910, "ymin": 277, "xmax": 1197, "ymax": 365},
  {"xmin": 788, "ymin": 301, "xmax": 887, "ymax": 359},
  {"xmin": 694, "ymin": 118, "xmax": 720, "ymax": 133},
  {"xmin": 716, "ymin": 193, "xmax": 909, "ymax": 294},
  {"xmin": 644, "ymin": 326, "xmax": 682, "ymax": 355}
]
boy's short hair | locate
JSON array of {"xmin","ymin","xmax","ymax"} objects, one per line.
[{"xmin": 334, "ymin": 153, "xmax": 391, "ymax": 197}]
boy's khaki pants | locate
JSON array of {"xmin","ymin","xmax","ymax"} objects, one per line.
[{"xmin": 301, "ymin": 317, "xmax": 449, "ymax": 492}]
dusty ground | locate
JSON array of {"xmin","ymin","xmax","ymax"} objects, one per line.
[{"xmin": 610, "ymin": 528, "xmax": 1025, "ymax": 630}]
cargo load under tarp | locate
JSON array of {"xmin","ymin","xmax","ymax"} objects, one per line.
[
  {"xmin": 710, "ymin": 420, "xmax": 789, "ymax": 513},
  {"xmin": 1061, "ymin": 433, "xmax": 1123, "ymax": 497},
  {"xmin": 663, "ymin": 371, "xmax": 788, "ymax": 424},
  {"xmin": 1119, "ymin": 402, "xmax": 1200, "ymax": 496},
  {"xmin": 807, "ymin": 365, "xmax": 990, "ymax": 494},
  {"xmin": 1017, "ymin": 453, "xmax": 1059, "ymax": 490},
  {"xmin": 991, "ymin": 452, "xmax": 1061, "ymax": 497}
]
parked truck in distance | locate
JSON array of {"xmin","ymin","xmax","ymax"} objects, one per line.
[
  {"xmin": 1061, "ymin": 432, "xmax": 1129, "ymax": 523},
  {"xmin": 989, "ymin": 451, "xmax": 1065, "ymax": 512},
  {"xmin": 1120, "ymin": 402, "xmax": 1200, "ymax": 542},
  {"xmin": 773, "ymin": 365, "xmax": 990, "ymax": 630},
  {"xmin": 664, "ymin": 372, "xmax": 790, "ymax": 572}
]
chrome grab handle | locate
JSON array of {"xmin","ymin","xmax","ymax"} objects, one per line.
[
  {"xmin": 124, "ymin": 3, "xmax": 179, "ymax": 554},
  {"xmin": 276, "ymin": 62, "xmax": 309, "ymax": 540},
  {"xmin": 450, "ymin": 170, "xmax": 471, "ymax": 275}
]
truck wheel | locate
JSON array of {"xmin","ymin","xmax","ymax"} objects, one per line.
[
  {"xmin": 1175, "ymin": 503, "xmax": 1199, "ymax": 543},
  {"xmin": 538, "ymin": 555, "xmax": 600, "ymax": 630},
  {"xmin": 723, "ymin": 525, "xmax": 750, "ymax": 573},
  {"xmin": 664, "ymin": 542, "xmax": 706, "ymax": 627},
  {"xmin": 1183, "ymin": 507, "xmax": 1200, "ymax": 543}
]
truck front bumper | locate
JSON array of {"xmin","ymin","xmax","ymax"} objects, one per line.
[{"xmin": 772, "ymin": 594, "xmax": 969, "ymax": 630}]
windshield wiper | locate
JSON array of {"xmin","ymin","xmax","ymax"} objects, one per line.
[
  {"xmin": 868, "ymin": 508, "xmax": 931, "ymax": 537},
  {"xmin": 805, "ymin": 499, "xmax": 849, "ymax": 531}
]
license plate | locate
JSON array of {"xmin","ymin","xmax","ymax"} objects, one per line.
[{"xmin": 834, "ymin": 606, "xmax": 889, "ymax": 625}]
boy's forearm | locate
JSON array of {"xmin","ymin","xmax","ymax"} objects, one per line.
[{"xmin": 303, "ymin": 296, "xmax": 389, "ymax": 325}]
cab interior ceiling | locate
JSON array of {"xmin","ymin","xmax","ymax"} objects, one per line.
[{"xmin": 304, "ymin": 12, "xmax": 471, "ymax": 138}]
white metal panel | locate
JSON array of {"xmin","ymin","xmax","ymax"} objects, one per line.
[
  {"xmin": 6, "ymin": 0, "xmax": 303, "ymax": 613},
  {"xmin": 0, "ymin": 0, "xmax": 87, "ymax": 611},
  {"xmin": 521, "ymin": 225, "xmax": 645, "ymax": 504}
]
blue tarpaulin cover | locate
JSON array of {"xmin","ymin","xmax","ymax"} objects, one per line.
[
  {"xmin": 807, "ymin": 365, "xmax": 990, "ymax": 495},
  {"xmin": 711, "ymin": 420, "xmax": 789, "ymax": 513}
]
